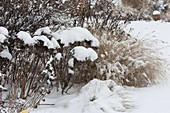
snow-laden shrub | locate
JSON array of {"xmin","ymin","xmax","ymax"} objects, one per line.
[
  {"xmin": 65, "ymin": 79, "xmax": 131, "ymax": 113},
  {"xmin": 0, "ymin": 26, "xmax": 100, "ymax": 111},
  {"xmin": 0, "ymin": 27, "xmax": 58, "ymax": 112},
  {"xmin": 51, "ymin": 27, "xmax": 99, "ymax": 94},
  {"xmin": 97, "ymin": 35, "xmax": 167, "ymax": 87}
]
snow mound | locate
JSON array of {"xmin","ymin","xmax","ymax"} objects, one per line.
[
  {"xmin": 55, "ymin": 53, "xmax": 62, "ymax": 61},
  {"xmin": 66, "ymin": 79, "xmax": 129, "ymax": 113},
  {"xmin": 33, "ymin": 35, "xmax": 54, "ymax": 49},
  {"xmin": 71, "ymin": 46, "xmax": 98, "ymax": 61},
  {"xmin": 17, "ymin": 30, "xmax": 60, "ymax": 48},
  {"xmin": 52, "ymin": 27, "xmax": 99, "ymax": 47},
  {"xmin": 34, "ymin": 27, "xmax": 52, "ymax": 35},
  {"xmin": 17, "ymin": 31, "xmax": 35, "ymax": 45},
  {"xmin": 0, "ymin": 34, "xmax": 7, "ymax": 43},
  {"xmin": 30, "ymin": 80, "xmax": 131, "ymax": 113},
  {"xmin": 51, "ymin": 38, "xmax": 61, "ymax": 48},
  {"xmin": 0, "ymin": 26, "xmax": 8, "ymax": 36},
  {"xmin": 153, "ymin": 10, "xmax": 161, "ymax": 15},
  {"xmin": 0, "ymin": 49, "xmax": 12, "ymax": 60},
  {"xmin": 68, "ymin": 58, "xmax": 74, "ymax": 67}
]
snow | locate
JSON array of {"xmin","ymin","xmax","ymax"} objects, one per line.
[
  {"xmin": 0, "ymin": 34, "xmax": 7, "ymax": 43},
  {"xmin": 125, "ymin": 21, "xmax": 170, "ymax": 56},
  {"xmin": 0, "ymin": 85, "xmax": 7, "ymax": 91},
  {"xmin": 65, "ymin": 79, "xmax": 128, "ymax": 113},
  {"xmin": 125, "ymin": 21, "xmax": 170, "ymax": 41},
  {"xmin": 61, "ymin": 0, "xmax": 68, "ymax": 3},
  {"xmin": 71, "ymin": 46, "xmax": 98, "ymax": 62},
  {"xmin": 0, "ymin": 26, "xmax": 8, "ymax": 36},
  {"xmin": 31, "ymin": 79, "xmax": 129, "ymax": 113},
  {"xmin": 51, "ymin": 38, "xmax": 60, "ymax": 48},
  {"xmin": 33, "ymin": 35, "xmax": 54, "ymax": 49},
  {"xmin": 17, "ymin": 31, "xmax": 59, "ymax": 48},
  {"xmin": 17, "ymin": 31, "xmax": 35, "ymax": 45},
  {"xmin": 133, "ymin": 60, "xmax": 145, "ymax": 69},
  {"xmin": 52, "ymin": 27, "xmax": 100, "ymax": 47},
  {"xmin": 0, "ymin": 49, "xmax": 12, "ymax": 60},
  {"xmin": 17, "ymin": 30, "xmax": 59, "ymax": 48},
  {"xmin": 31, "ymin": 21, "xmax": 170, "ymax": 113},
  {"xmin": 112, "ymin": 0, "xmax": 122, "ymax": 6},
  {"xmin": 68, "ymin": 58, "xmax": 74, "ymax": 67},
  {"xmin": 127, "ymin": 57, "xmax": 147, "ymax": 69},
  {"xmin": 152, "ymin": 10, "xmax": 161, "ymax": 15},
  {"xmin": 124, "ymin": 20, "xmax": 170, "ymax": 113},
  {"xmin": 55, "ymin": 53, "xmax": 62, "ymax": 61},
  {"xmin": 34, "ymin": 27, "xmax": 52, "ymax": 36},
  {"xmin": 68, "ymin": 68, "xmax": 74, "ymax": 74},
  {"xmin": 130, "ymin": 84, "xmax": 170, "ymax": 113}
]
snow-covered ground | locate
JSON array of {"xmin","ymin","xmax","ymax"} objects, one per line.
[
  {"xmin": 30, "ymin": 21, "xmax": 170, "ymax": 113},
  {"xmin": 130, "ymin": 83, "xmax": 170, "ymax": 113},
  {"xmin": 125, "ymin": 21, "xmax": 170, "ymax": 113},
  {"xmin": 125, "ymin": 21, "xmax": 170, "ymax": 57}
]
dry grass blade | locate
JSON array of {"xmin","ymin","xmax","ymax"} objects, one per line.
[{"xmin": 97, "ymin": 34, "xmax": 168, "ymax": 87}]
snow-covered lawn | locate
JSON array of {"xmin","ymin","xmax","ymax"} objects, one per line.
[
  {"xmin": 30, "ymin": 21, "xmax": 170, "ymax": 113},
  {"xmin": 130, "ymin": 83, "xmax": 170, "ymax": 113}
]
